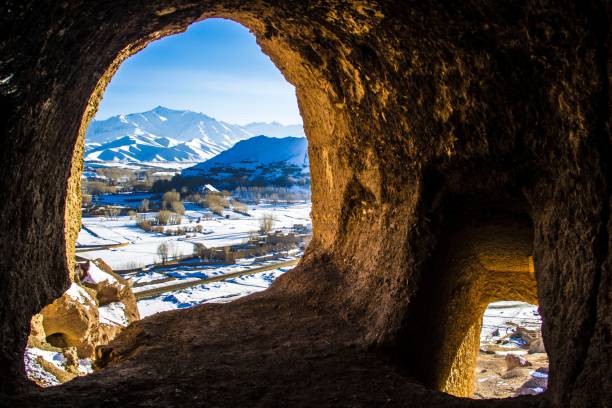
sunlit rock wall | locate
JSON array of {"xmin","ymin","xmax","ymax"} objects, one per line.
[{"xmin": 0, "ymin": 1, "xmax": 609, "ymax": 406}]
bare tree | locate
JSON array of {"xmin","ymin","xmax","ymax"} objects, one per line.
[
  {"xmin": 232, "ymin": 201, "xmax": 249, "ymax": 214},
  {"xmin": 162, "ymin": 190, "xmax": 181, "ymax": 209},
  {"xmin": 259, "ymin": 214, "xmax": 275, "ymax": 234},
  {"xmin": 169, "ymin": 242, "xmax": 181, "ymax": 260},
  {"xmin": 82, "ymin": 194, "xmax": 92, "ymax": 207},
  {"xmin": 157, "ymin": 243, "xmax": 169, "ymax": 264},
  {"xmin": 139, "ymin": 198, "xmax": 150, "ymax": 212},
  {"xmin": 105, "ymin": 207, "xmax": 120, "ymax": 220},
  {"xmin": 158, "ymin": 210, "xmax": 173, "ymax": 225},
  {"xmin": 171, "ymin": 201, "xmax": 185, "ymax": 215}
]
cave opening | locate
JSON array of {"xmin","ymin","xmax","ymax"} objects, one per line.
[
  {"xmin": 3, "ymin": 2, "xmax": 609, "ymax": 406},
  {"xmin": 45, "ymin": 333, "xmax": 69, "ymax": 349},
  {"xmin": 475, "ymin": 300, "xmax": 548, "ymax": 399},
  {"xmin": 398, "ymin": 196, "xmax": 543, "ymax": 399},
  {"xmin": 23, "ymin": 17, "xmax": 311, "ymax": 388}
]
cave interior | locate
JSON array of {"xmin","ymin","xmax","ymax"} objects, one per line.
[{"xmin": 0, "ymin": 1, "xmax": 609, "ymax": 407}]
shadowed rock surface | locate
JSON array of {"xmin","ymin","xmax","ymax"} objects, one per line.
[{"xmin": 0, "ymin": 1, "xmax": 609, "ymax": 407}]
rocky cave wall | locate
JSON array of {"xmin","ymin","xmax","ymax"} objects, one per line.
[
  {"xmin": 399, "ymin": 212, "xmax": 539, "ymax": 396},
  {"xmin": 0, "ymin": 1, "xmax": 609, "ymax": 406}
]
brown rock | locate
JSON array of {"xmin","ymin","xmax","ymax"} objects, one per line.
[
  {"xmin": 0, "ymin": 1, "xmax": 610, "ymax": 407},
  {"xmin": 501, "ymin": 367, "xmax": 527, "ymax": 379},
  {"xmin": 62, "ymin": 347, "xmax": 80, "ymax": 375},
  {"xmin": 27, "ymin": 314, "xmax": 46, "ymax": 346},
  {"xmin": 529, "ymin": 338, "xmax": 546, "ymax": 354},
  {"xmin": 41, "ymin": 283, "xmax": 101, "ymax": 358},
  {"xmin": 505, "ymin": 354, "xmax": 532, "ymax": 370},
  {"xmin": 36, "ymin": 260, "xmax": 140, "ymax": 364},
  {"xmin": 83, "ymin": 259, "xmax": 140, "ymax": 323}
]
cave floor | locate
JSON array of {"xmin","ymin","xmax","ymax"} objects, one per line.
[{"xmin": 11, "ymin": 290, "xmax": 541, "ymax": 407}]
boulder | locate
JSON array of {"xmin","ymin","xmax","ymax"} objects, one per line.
[
  {"xmin": 41, "ymin": 282, "xmax": 101, "ymax": 358},
  {"xmin": 27, "ymin": 314, "xmax": 46, "ymax": 346},
  {"xmin": 62, "ymin": 347, "xmax": 81, "ymax": 375},
  {"xmin": 505, "ymin": 353, "xmax": 532, "ymax": 370},
  {"xmin": 30, "ymin": 258, "xmax": 141, "ymax": 377},
  {"xmin": 501, "ymin": 367, "xmax": 527, "ymax": 379},
  {"xmin": 81, "ymin": 259, "xmax": 140, "ymax": 323},
  {"xmin": 513, "ymin": 327, "xmax": 536, "ymax": 345},
  {"xmin": 513, "ymin": 374, "xmax": 548, "ymax": 397},
  {"xmin": 528, "ymin": 337, "xmax": 546, "ymax": 354}
]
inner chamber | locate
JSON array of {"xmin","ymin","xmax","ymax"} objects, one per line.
[{"xmin": 399, "ymin": 200, "xmax": 540, "ymax": 398}]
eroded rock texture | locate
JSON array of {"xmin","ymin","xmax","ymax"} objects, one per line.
[{"xmin": 0, "ymin": 1, "xmax": 609, "ymax": 407}]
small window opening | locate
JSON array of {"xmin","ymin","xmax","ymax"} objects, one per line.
[{"xmin": 474, "ymin": 301, "xmax": 548, "ymax": 399}]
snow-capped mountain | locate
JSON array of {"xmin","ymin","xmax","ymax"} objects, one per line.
[
  {"xmin": 84, "ymin": 134, "xmax": 225, "ymax": 163},
  {"xmin": 182, "ymin": 136, "xmax": 309, "ymax": 187},
  {"xmin": 85, "ymin": 106, "xmax": 305, "ymax": 165},
  {"xmin": 87, "ymin": 106, "xmax": 254, "ymax": 146}
]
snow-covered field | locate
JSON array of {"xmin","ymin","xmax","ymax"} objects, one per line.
[
  {"xmin": 137, "ymin": 267, "xmax": 290, "ymax": 318},
  {"xmin": 480, "ymin": 301, "xmax": 541, "ymax": 347},
  {"xmin": 25, "ymin": 347, "xmax": 93, "ymax": 387},
  {"xmin": 129, "ymin": 249, "xmax": 301, "ymax": 293},
  {"xmin": 77, "ymin": 201, "xmax": 311, "ymax": 270},
  {"xmin": 76, "ymin": 197, "xmax": 311, "ymax": 318}
]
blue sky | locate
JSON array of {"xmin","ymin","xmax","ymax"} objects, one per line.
[{"xmin": 95, "ymin": 19, "xmax": 302, "ymax": 125}]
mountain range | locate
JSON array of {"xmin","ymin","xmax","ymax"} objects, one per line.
[
  {"xmin": 182, "ymin": 136, "xmax": 309, "ymax": 188},
  {"xmin": 85, "ymin": 106, "xmax": 305, "ymax": 164}
]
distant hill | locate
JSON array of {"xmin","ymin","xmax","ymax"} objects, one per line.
[
  {"xmin": 181, "ymin": 136, "xmax": 309, "ymax": 188},
  {"xmin": 84, "ymin": 106, "xmax": 305, "ymax": 165}
]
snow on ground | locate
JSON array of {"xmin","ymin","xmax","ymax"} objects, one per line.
[
  {"xmin": 65, "ymin": 283, "xmax": 95, "ymax": 309},
  {"xmin": 131, "ymin": 271, "xmax": 167, "ymax": 285},
  {"xmin": 137, "ymin": 268, "xmax": 289, "ymax": 318},
  {"xmin": 78, "ymin": 240, "xmax": 195, "ymax": 270},
  {"xmin": 24, "ymin": 346, "xmax": 93, "ymax": 386},
  {"xmin": 77, "ymin": 215, "xmax": 197, "ymax": 269},
  {"xmin": 76, "ymin": 226, "xmax": 109, "ymax": 246},
  {"xmin": 480, "ymin": 301, "xmax": 541, "ymax": 344},
  {"xmin": 99, "ymin": 302, "xmax": 129, "ymax": 327},
  {"xmin": 77, "ymin": 201, "xmax": 311, "ymax": 271},
  {"xmin": 24, "ymin": 348, "xmax": 61, "ymax": 386},
  {"xmin": 76, "ymin": 197, "xmax": 311, "ymax": 316},
  {"xmin": 129, "ymin": 251, "xmax": 301, "ymax": 294},
  {"xmin": 78, "ymin": 359, "xmax": 94, "ymax": 375},
  {"xmin": 26, "ymin": 347, "xmax": 66, "ymax": 372},
  {"xmin": 183, "ymin": 202, "xmax": 311, "ymax": 248},
  {"xmin": 82, "ymin": 262, "xmax": 118, "ymax": 285}
]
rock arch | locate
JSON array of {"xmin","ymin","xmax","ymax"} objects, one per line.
[
  {"xmin": 0, "ymin": 1, "xmax": 609, "ymax": 407},
  {"xmin": 399, "ymin": 207, "xmax": 538, "ymax": 397}
]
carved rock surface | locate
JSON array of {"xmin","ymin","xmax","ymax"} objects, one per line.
[
  {"xmin": 25, "ymin": 260, "xmax": 140, "ymax": 386},
  {"xmin": 0, "ymin": 1, "xmax": 609, "ymax": 407},
  {"xmin": 41, "ymin": 283, "xmax": 100, "ymax": 359}
]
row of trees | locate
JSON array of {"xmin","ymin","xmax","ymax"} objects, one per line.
[
  {"xmin": 161, "ymin": 190, "xmax": 185, "ymax": 214},
  {"xmin": 183, "ymin": 191, "xmax": 247, "ymax": 216},
  {"xmin": 157, "ymin": 242, "xmax": 182, "ymax": 264},
  {"xmin": 85, "ymin": 168, "xmax": 175, "ymax": 193},
  {"xmin": 233, "ymin": 186, "xmax": 311, "ymax": 204},
  {"xmin": 135, "ymin": 211, "xmax": 183, "ymax": 233}
]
